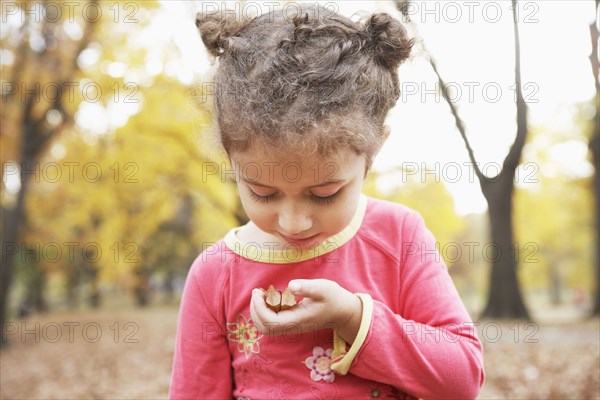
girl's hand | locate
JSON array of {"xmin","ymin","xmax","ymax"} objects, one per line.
[{"xmin": 250, "ymin": 279, "xmax": 363, "ymax": 344}]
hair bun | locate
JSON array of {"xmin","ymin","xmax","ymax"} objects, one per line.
[
  {"xmin": 364, "ymin": 13, "xmax": 413, "ymax": 69},
  {"xmin": 195, "ymin": 12, "xmax": 249, "ymax": 57}
]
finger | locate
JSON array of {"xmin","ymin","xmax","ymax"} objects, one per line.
[
  {"xmin": 249, "ymin": 289, "xmax": 264, "ymax": 331},
  {"xmin": 288, "ymin": 279, "xmax": 331, "ymax": 301},
  {"xmin": 251, "ymin": 289, "xmax": 305, "ymax": 335},
  {"xmin": 251, "ymin": 288, "xmax": 279, "ymax": 329}
]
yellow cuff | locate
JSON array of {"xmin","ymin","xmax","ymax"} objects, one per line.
[{"xmin": 330, "ymin": 293, "xmax": 373, "ymax": 375}]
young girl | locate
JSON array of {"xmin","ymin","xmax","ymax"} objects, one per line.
[{"xmin": 170, "ymin": 4, "xmax": 484, "ymax": 399}]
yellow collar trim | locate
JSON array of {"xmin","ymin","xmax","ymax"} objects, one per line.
[{"xmin": 224, "ymin": 194, "xmax": 368, "ymax": 264}]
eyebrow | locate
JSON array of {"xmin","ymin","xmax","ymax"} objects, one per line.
[{"xmin": 241, "ymin": 177, "xmax": 345, "ymax": 189}]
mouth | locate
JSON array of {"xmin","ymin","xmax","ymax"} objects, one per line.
[{"xmin": 279, "ymin": 233, "xmax": 321, "ymax": 249}]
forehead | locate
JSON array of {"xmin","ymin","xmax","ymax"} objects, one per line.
[{"xmin": 230, "ymin": 146, "xmax": 365, "ymax": 185}]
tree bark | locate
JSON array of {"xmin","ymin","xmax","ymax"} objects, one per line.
[{"xmin": 480, "ymin": 173, "xmax": 530, "ymax": 319}]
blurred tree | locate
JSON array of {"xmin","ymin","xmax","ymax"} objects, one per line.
[
  {"xmin": 587, "ymin": 0, "xmax": 599, "ymax": 316},
  {"xmin": 23, "ymin": 74, "xmax": 239, "ymax": 308},
  {"xmin": 100, "ymin": 76, "xmax": 239, "ymax": 306},
  {"xmin": 0, "ymin": 2, "xmax": 259, "ymax": 325},
  {"xmin": 395, "ymin": 0, "xmax": 531, "ymax": 319},
  {"xmin": 0, "ymin": 0, "xmax": 100, "ymax": 343}
]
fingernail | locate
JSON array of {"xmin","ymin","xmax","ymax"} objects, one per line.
[{"xmin": 289, "ymin": 281, "xmax": 300, "ymax": 293}]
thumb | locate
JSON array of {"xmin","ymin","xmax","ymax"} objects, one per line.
[{"xmin": 288, "ymin": 279, "xmax": 328, "ymax": 300}]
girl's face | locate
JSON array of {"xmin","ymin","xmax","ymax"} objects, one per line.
[{"xmin": 231, "ymin": 147, "xmax": 367, "ymax": 250}]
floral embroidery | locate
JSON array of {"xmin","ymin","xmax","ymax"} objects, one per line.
[
  {"xmin": 304, "ymin": 346, "xmax": 336, "ymax": 383},
  {"xmin": 227, "ymin": 314, "xmax": 262, "ymax": 359}
]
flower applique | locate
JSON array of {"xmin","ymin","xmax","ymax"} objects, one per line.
[
  {"xmin": 227, "ymin": 314, "xmax": 262, "ymax": 359},
  {"xmin": 304, "ymin": 346, "xmax": 336, "ymax": 383}
]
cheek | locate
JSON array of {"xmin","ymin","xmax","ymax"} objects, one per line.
[
  {"xmin": 319, "ymin": 204, "xmax": 355, "ymax": 234},
  {"xmin": 240, "ymin": 198, "xmax": 274, "ymax": 227},
  {"xmin": 325, "ymin": 190, "xmax": 361, "ymax": 232}
]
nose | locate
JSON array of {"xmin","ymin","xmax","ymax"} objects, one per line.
[{"xmin": 278, "ymin": 205, "xmax": 312, "ymax": 236}]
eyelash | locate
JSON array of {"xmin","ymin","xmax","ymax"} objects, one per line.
[
  {"xmin": 248, "ymin": 190, "xmax": 340, "ymax": 205},
  {"xmin": 248, "ymin": 190, "xmax": 274, "ymax": 204},
  {"xmin": 312, "ymin": 192, "xmax": 339, "ymax": 205}
]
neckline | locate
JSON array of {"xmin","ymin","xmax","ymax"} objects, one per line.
[{"xmin": 223, "ymin": 194, "xmax": 368, "ymax": 264}]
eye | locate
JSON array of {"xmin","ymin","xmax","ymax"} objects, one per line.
[
  {"xmin": 310, "ymin": 191, "xmax": 340, "ymax": 205},
  {"xmin": 248, "ymin": 189, "xmax": 275, "ymax": 204}
]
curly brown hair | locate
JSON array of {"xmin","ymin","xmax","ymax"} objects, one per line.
[{"xmin": 196, "ymin": 4, "xmax": 413, "ymax": 167}]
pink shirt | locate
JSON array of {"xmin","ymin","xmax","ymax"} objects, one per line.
[{"xmin": 170, "ymin": 195, "xmax": 484, "ymax": 399}]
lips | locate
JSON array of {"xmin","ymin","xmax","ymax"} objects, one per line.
[{"xmin": 279, "ymin": 233, "xmax": 320, "ymax": 249}]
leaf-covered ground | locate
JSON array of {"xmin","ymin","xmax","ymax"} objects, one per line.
[{"xmin": 1, "ymin": 307, "xmax": 598, "ymax": 399}]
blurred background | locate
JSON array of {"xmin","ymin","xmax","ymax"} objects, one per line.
[{"xmin": 0, "ymin": 0, "xmax": 598, "ymax": 398}]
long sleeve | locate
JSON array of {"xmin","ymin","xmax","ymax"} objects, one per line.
[
  {"xmin": 169, "ymin": 256, "xmax": 233, "ymax": 400},
  {"xmin": 332, "ymin": 212, "xmax": 485, "ymax": 399}
]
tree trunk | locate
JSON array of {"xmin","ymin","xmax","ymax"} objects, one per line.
[
  {"xmin": 29, "ymin": 260, "xmax": 47, "ymax": 313},
  {"xmin": 65, "ymin": 263, "xmax": 80, "ymax": 309},
  {"xmin": 479, "ymin": 0, "xmax": 531, "ymax": 320},
  {"xmin": 2, "ymin": 102, "xmax": 63, "ymax": 340},
  {"xmin": 548, "ymin": 260, "xmax": 562, "ymax": 307},
  {"xmin": 0, "ymin": 153, "xmax": 34, "ymax": 344},
  {"xmin": 591, "ymin": 132, "xmax": 599, "ymax": 315},
  {"xmin": 163, "ymin": 269, "xmax": 174, "ymax": 304},
  {"xmin": 134, "ymin": 267, "xmax": 151, "ymax": 307},
  {"xmin": 589, "ymin": 0, "xmax": 600, "ymax": 317},
  {"xmin": 87, "ymin": 267, "xmax": 101, "ymax": 309},
  {"xmin": 481, "ymin": 174, "xmax": 531, "ymax": 319}
]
